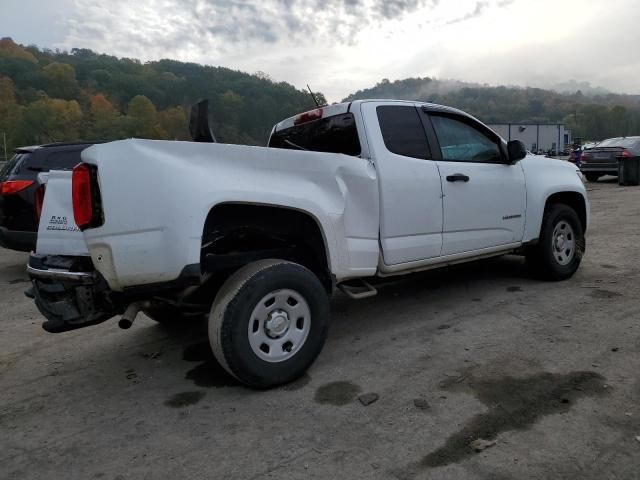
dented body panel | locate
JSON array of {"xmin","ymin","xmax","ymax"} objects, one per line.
[{"xmin": 81, "ymin": 139, "xmax": 380, "ymax": 290}]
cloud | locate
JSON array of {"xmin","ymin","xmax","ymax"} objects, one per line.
[
  {"xmin": 375, "ymin": 0, "xmax": 438, "ymax": 19},
  {"xmin": 62, "ymin": 0, "xmax": 441, "ymax": 54},
  {"xmin": 41, "ymin": 0, "xmax": 639, "ymax": 102},
  {"xmin": 445, "ymin": 1, "xmax": 489, "ymax": 25},
  {"xmin": 59, "ymin": 0, "xmax": 524, "ymax": 58}
]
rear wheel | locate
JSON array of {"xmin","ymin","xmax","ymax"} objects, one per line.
[
  {"xmin": 526, "ymin": 203, "xmax": 584, "ymax": 280},
  {"xmin": 209, "ymin": 259, "xmax": 329, "ymax": 389},
  {"xmin": 585, "ymin": 173, "xmax": 600, "ymax": 182}
]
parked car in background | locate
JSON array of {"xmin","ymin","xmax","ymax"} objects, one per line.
[
  {"xmin": 569, "ymin": 142, "xmax": 599, "ymax": 167},
  {"xmin": 0, "ymin": 143, "xmax": 93, "ymax": 251},
  {"xmin": 580, "ymin": 137, "xmax": 640, "ymax": 182}
]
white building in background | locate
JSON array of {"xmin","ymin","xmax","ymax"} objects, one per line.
[{"xmin": 488, "ymin": 123, "xmax": 572, "ymax": 155}]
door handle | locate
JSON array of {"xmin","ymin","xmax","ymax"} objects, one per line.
[{"xmin": 446, "ymin": 173, "xmax": 470, "ymax": 182}]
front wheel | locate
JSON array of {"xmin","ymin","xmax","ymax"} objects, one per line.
[
  {"xmin": 526, "ymin": 204, "xmax": 584, "ymax": 281},
  {"xmin": 209, "ymin": 259, "xmax": 329, "ymax": 389}
]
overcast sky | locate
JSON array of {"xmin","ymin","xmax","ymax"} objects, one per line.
[{"xmin": 1, "ymin": 0, "xmax": 639, "ymax": 101}]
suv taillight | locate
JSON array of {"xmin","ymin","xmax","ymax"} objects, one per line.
[
  {"xmin": 72, "ymin": 163, "xmax": 102, "ymax": 230},
  {"xmin": 34, "ymin": 184, "xmax": 46, "ymax": 222},
  {"xmin": 621, "ymin": 149, "xmax": 632, "ymax": 158},
  {"xmin": 0, "ymin": 180, "xmax": 33, "ymax": 196}
]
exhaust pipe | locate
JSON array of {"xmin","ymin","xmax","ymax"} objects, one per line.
[{"xmin": 118, "ymin": 301, "xmax": 151, "ymax": 329}]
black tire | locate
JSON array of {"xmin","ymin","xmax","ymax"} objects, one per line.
[
  {"xmin": 526, "ymin": 203, "xmax": 584, "ymax": 281},
  {"xmin": 585, "ymin": 173, "xmax": 600, "ymax": 182},
  {"xmin": 209, "ymin": 259, "xmax": 329, "ymax": 389}
]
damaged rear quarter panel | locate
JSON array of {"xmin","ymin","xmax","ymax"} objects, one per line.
[{"xmin": 81, "ymin": 139, "xmax": 380, "ymax": 290}]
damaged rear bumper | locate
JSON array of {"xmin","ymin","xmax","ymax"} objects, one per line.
[
  {"xmin": 27, "ymin": 265, "xmax": 95, "ymax": 284},
  {"xmin": 27, "ymin": 254, "xmax": 118, "ymax": 333}
]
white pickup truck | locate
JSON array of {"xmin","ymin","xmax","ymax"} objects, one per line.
[{"xmin": 27, "ymin": 99, "xmax": 588, "ymax": 388}]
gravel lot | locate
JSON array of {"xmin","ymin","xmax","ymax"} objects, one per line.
[{"xmin": 2, "ymin": 178, "xmax": 640, "ymax": 480}]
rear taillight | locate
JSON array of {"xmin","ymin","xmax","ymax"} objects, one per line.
[
  {"xmin": 621, "ymin": 150, "xmax": 632, "ymax": 158},
  {"xmin": 0, "ymin": 180, "xmax": 34, "ymax": 196},
  {"xmin": 34, "ymin": 184, "xmax": 45, "ymax": 222},
  {"xmin": 72, "ymin": 163, "xmax": 102, "ymax": 230}
]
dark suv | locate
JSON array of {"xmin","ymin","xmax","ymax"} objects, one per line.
[{"xmin": 0, "ymin": 142, "xmax": 94, "ymax": 252}]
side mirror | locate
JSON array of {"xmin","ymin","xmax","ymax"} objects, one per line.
[
  {"xmin": 189, "ymin": 99, "xmax": 217, "ymax": 143},
  {"xmin": 507, "ymin": 140, "xmax": 527, "ymax": 163}
]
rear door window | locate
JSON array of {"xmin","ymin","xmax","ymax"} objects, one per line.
[
  {"xmin": 269, "ymin": 113, "xmax": 361, "ymax": 156},
  {"xmin": 376, "ymin": 105, "xmax": 431, "ymax": 159}
]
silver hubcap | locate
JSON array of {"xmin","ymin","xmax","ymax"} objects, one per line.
[
  {"xmin": 552, "ymin": 220, "xmax": 576, "ymax": 266},
  {"xmin": 248, "ymin": 289, "xmax": 311, "ymax": 363}
]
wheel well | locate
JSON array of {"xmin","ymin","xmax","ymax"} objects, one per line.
[
  {"xmin": 545, "ymin": 192, "xmax": 587, "ymax": 233},
  {"xmin": 201, "ymin": 204, "xmax": 331, "ymax": 291}
]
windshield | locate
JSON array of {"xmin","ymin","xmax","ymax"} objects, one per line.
[{"xmin": 268, "ymin": 113, "xmax": 361, "ymax": 156}]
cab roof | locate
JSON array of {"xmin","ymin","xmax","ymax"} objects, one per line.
[{"xmin": 273, "ymin": 99, "xmax": 473, "ymax": 132}]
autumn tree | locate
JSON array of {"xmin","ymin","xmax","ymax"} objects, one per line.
[
  {"xmin": 86, "ymin": 93, "xmax": 124, "ymax": 140},
  {"xmin": 0, "ymin": 76, "xmax": 22, "ymax": 158},
  {"xmin": 158, "ymin": 106, "xmax": 190, "ymax": 140},
  {"xmin": 41, "ymin": 62, "xmax": 79, "ymax": 99},
  {"xmin": 19, "ymin": 96, "xmax": 83, "ymax": 144},
  {"xmin": 0, "ymin": 37, "xmax": 38, "ymax": 63},
  {"xmin": 125, "ymin": 95, "xmax": 166, "ymax": 139},
  {"xmin": 217, "ymin": 90, "xmax": 244, "ymax": 143}
]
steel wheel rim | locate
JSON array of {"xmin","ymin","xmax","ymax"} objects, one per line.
[
  {"xmin": 551, "ymin": 220, "xmax": 576, "ymax": 266},
  {"xmin": 248, "ymin": 289, "xmax": 311, "ymax": 363}
]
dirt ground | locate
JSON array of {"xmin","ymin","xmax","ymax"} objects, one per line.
[{"xmin": 1, "ymin": 177, "xmax": 640, "ymax": 480}]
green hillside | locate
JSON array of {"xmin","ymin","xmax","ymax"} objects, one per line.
[
  {"xmin": 2, "ymin": 36, "xmax": 639, "ymax": 161},
  {"xmin": 0, "ymin": 38, "xmax": 323, "ymax": 159},
  {"xmin": 344, "ymin": 77, "xmax": 640, "ymax": 141}
]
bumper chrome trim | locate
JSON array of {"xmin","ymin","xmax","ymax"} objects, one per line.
[{"xmin": 27, "ymin": 265, "xmax": 95, "ymax": 284}]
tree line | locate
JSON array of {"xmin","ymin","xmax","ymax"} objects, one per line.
[
  {"xmin": 0, "ymin": 38, "xmax": 323, "ymax": 160},
  {"xmin": 2, "ymin": 37, "xmax": 639, "ymax": 162}
]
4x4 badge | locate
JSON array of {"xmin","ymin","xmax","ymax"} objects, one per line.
[{"xmin": 49, "ymin": 215, "xmax": 68, "ymax": 225}]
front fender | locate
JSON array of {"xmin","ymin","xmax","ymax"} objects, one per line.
[{"xmin": 521, "ymin": 156, "xmax": 589, "ymax": 242}]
